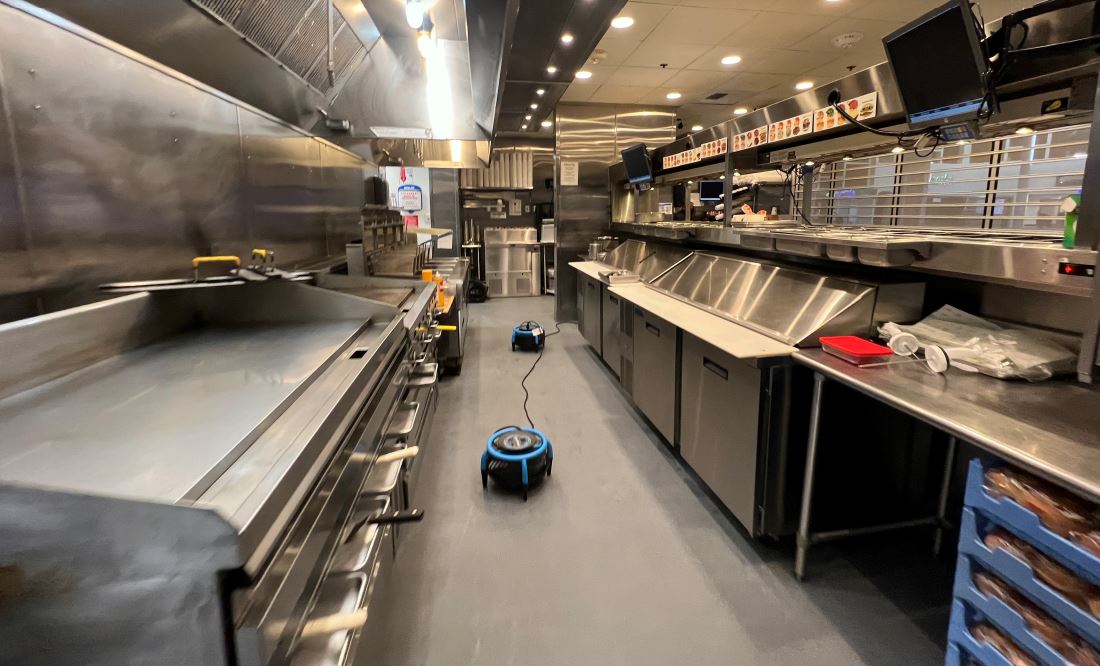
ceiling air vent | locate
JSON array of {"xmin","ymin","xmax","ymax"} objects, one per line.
[{"xmin": 705, "ymin": 92, "xmax": 728, "ymax": 101}]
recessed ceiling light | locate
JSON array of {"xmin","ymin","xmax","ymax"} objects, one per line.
[
  {"xmin": 734, "ymin": 107, "xmax": 748, "ymax": 115},
  {"xmin": 575, "ymin": 70, "xmax": 593, "ymax": 80},
  {"xmin": 687, "ymin": 180, "xmax": 694, "ymax": 184},
  {"xmin": 1015, "ymin": 126, "xmax": 1035, "ymax": 135},
  {"xmin": 842, "ymin": 155, "xmax": 853, "ymax": 161},
  {"xmin": 530, "ymin": 103, "xmax": 538, "ymax": 110},
  {"xmin": 891, "ymin": 146, "xmax": 906, "ymax": 153},
  {"xmin": 610, "ymin": 16, "xmax": 634, "ymax": 29},
  {"xmin": 561, "ymin": 33, "xmax": 574, "ymax": 44},
  {"xmin": 546, "ymin": 66, "xmax": 559, "ymax": 75},
  {"xmin": 536, "ymin": 88, "xmax": 545, "ymax": 96},
  {"xmin": 795, "ymin": 81, "xmax": 814, "ymax": 90},
  {"xmin": 721, "ymin": 55, "xmax": 742, "ymax": 65},
  {"xmin": 691, "ymin": 125, "xmax": 704, "ymax": 131},
  {"xmin": 825, "ymin": 0, "xmax": 843, "ymax": 3},
  {"xmin": 522, "ymin": 124, "xmax": 528, "ymax": 130},
  {"xmin": 541, "ymin": 120, "xmax": 553, "ymax": 128},
  {"xmin": 1074, "ymin": 152, "xmax": 1088, "ymax": 159},
  {"xmin": 525, "ymin": 114, "xmax": 532, "ymax": 120},
  {"xmin": 666, "ymin": 91, "xmax": 682, "ymax": 100},
  {"xmin": 955, "ymin": 140, "xmax": 970, "ymax": 146}
]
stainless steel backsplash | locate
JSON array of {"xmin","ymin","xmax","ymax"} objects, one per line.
[{"xmin": 0, "ymin": 1, "xmax": 373, "ymax": 323}]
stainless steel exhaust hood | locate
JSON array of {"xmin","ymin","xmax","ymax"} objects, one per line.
[{"xmin": 30, "ymin": 0, "xmax": 517, "ymax": 166}]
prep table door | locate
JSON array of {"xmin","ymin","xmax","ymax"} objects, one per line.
[
  {"xmin": 631, "ymin": 306, "xmax": 678, "ymax": 445},
  {"xmin": 601, "ymin": 285, "xmax": 622, "ymax": 378},
  {"xmin": 679, "ymin": 332, "xmax": 761, "ymax": 532},
  {"xmin": 581, "ymin": 275, "xmax": 602, "ymax": 353}
]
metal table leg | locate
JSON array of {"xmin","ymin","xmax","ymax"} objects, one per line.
[
  {"xmin": 933, "ymin": 436, "xmax": 958, "ymax": 557},
  {"xmin": 795, "ymin": 372, "xmax": 826, "ymax": 580}
]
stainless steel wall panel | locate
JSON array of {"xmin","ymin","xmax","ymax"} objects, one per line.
[
  {"xmin": 0, "ymin": 7, "xmax": 250, "ymax": 314},
  {"xmin": 430, "ymin": 169, "xmax": 460, "ymax": 257},
  {"xmin": 241, "ymin": 111, "xmax": 329, "ymax": 267},
  {"xmin": 0, "ymin": 3, "xmax": 370, "ymax": 322}
]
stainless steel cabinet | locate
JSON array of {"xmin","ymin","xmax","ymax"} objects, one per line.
[
  {"xmin": 579, "ymin": 274, "xmax": 602, "ymax": 353},
  {"xmin": 601, "ymin": 286, "xmax": 622, "ymax": 377},
  {"xmin": 484, "ymin": 228, "xmax": 540, "ymax": 297},
  {"xmin": 679, "ymin": 333, "xmax": 761, "ymax": 531},
  {"xmin": 631, "ymin": 306, "xmax": 678, "ymax": 445}
]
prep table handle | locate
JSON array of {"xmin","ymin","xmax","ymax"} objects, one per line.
[
  {"xmin": 299, "ymin": 608, "xmax": 369, "ymax": 639},
  {"xmin": 343, "ymin": 508, "xmax": 425, "ymax": 544},
  {"xmin": 191, "ymin": 255, "xmax": 240, "ymax": 269},
  {"xmin": 645, "ymin": 322, "xmax": 661, "ymax": 337},
  {"xmin": 609, "ymin": 295, "xmax": 620, "ymax": 305},
  {"xmin": 703, "ymin": 357, "xmax": 729, "ymax": 381}
]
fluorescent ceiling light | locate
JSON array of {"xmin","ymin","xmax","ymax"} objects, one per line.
[
  {"xmin": 721, "ymin": 55, "xmax": 742, "ymax": 65},
  {"xmin": 666, "ymin": 91, "xmax": 681, "ymax": 100},
  {"xmin": 795, "ymin": 81, "xmax": 814, "ymax": 90},
  {"xmin": 611, "ymin": 16, "xmax": 634, "ymax": 29}
]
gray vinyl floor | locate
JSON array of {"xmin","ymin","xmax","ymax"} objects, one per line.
[{"xmin": 371, "ymin": 296, "xmax": 949, "ymax": 665}]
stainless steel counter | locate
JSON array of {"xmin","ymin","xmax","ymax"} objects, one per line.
[{"xmin": 794, "ymin": 349, "xmax": 1100, "ymax": 502}]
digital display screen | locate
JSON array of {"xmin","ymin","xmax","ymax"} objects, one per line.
[
  {"xmin": 698, "ymin": 180, "xmax": 724, "ymax": 202},
  {"xmin": 884, "ymin": 0, "xmax": 987, "ymax": 128},
  {"xmin": 621, "ymin": 144, "xmax": 653, "ymax": 184}
]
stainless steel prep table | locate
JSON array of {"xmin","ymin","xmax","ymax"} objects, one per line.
[{"xmin": 792, "ymin": 348, "xmax": 1100, "ymax": 579}]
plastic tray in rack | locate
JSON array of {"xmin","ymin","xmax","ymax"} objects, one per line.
[
  {"xmin": 954, "ymin": 557, "xmax": 1078, "ymax": 665},
  {"xmin": 948, "ymin": 600, "xmax": 1021, "ymax": 666},
  {"xmin": 960, "ymin": 508, "xmax": 1100, "ymax": 650},
  {"xmin": 964, "ymin": 459, "xmax": 1100, "ymax": 587}
]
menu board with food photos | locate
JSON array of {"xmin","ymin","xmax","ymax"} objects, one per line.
[
  {"xmin": 733, "ymin": 125, "xmax": 769, "ymax": 152},
  {"xmin": 661, "ymin": 137, "xmax": 728, "ymax": 170},
  {"xmin": 814, "ymin": 92, "xmax": 877, "ymax": 132},
  {"xmin": 769, "ymin": 112, "xmax": 814, "ymax": 143}
]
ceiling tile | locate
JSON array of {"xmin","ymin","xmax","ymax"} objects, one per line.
[
  {"xmin": 587, "ymin": 85, "xmax": 652, "ymax": 104},
  {"xmin": 721, "ymin": 11, "xmax": 833, "ymax": 50},
  {"xmin": 561, "ymin": 84, "xmax": 595, "ymax": 102},
  {"xmin": 725, "ymin": 72, "xmax": 789, "ymax": 93},
  {"xmin": 633, "ymin": 88, "xmax": 686, "ymax": 107},
  {"xmin": 572, "ymin": 63, "xmax": 618, "ymax": 86},
  {"xmin": 613, "ymin": 1, "xmax": 675, "ymax": 40},
  {"xmin": 684, "ymin": 45, "xmax": 755, "ymax": 73},
  {"xmin": 707, "ymin": 0, "xmax": 872, "ymax": 15},
  {"xmin": 790, "ymin": 17, "xmax": 905, "ymax": 53},
  {"xmin": 625, "ymin": 38, "xmax": 709, "ymax": 68},
  {"xmin": 846, "ymin": 0, "xmax": 948, "ymax": 21},
  {"xmin": 591, "ymin": 32, "xmax": 644, "ymax": 67},
  {"xmin": 739, "ymin": 49, "xmax": 836, "ymax": 76},
  {"xmin": 651, "ymin": 6, "xmax": 757, "ymax": 44},
  {"xmin": 663, "ymin": 68, "xmax": 731, "ymax": 92},
  {"xmin": 607, "ymin": 66, "xmax": 676, "ymax": 87}
]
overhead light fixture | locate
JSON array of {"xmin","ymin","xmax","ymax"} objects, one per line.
[
  {"xmin": 1074, "ymin": 152, "xmax": 1088, "ymax": 159},
  {"xmin": 547, "ymin": 65, "xmax": 558, "ymax": 74},
  {"xmin": 842, "ymin": 155, "xmax": 853, "ymax": 161},
  {"xmin": 804, "ymin": 160, "xmax": 816, "ymax": 167},
  {"xmin": 522, "ymin": 124, "xmax": 528, "ymax": 130},
  {"xmin": 891, "ymin": 146, "xmax": 906, "ymax": 153},
  {"xmin": 575, "ymin": 70, "xmax": 593, "ymax": 80},
  {"xmin": 721, "ymin": 55, "xmax": 742, "ymax": 65},
  {"xmin": 734, "ymin": 107, "xmax": 748, "ymax": 115},
  {"xmin": 1015, "ymin": 126, "xmax": 1035, "ymax": 135},
  {"xmin": 666, "ymin": 91, "xmax": 682, "ymax": 100},
  {"xmin": 530, "ymin": 103, "xmax": 538, "ymax": 110},
  {"xmin": 536, "ymin": 88, "xmax": 546, "ymax": 96},
  {"xmin": 955, "ymin": 140, "xmax": 970, "ymax": 146},
  {"xmin": 795, "ymin": 81, "xmax": 814, "ymax": 91},
  {"xmin": 691, "ymin": 125, "xmax": 703, "ymax": 131},
  {"xmin": 687, "ymin": 180, "xmax": 694, "ymax": 184},
  {"xmin": 405, "ymin": 0, "xmax": 438, "ymax": 29},
  {"xmin": 611, "ymin": 15, "xmax": 634, "ymax": 29},
  {"xmin": 416, "ymin": 28, "xmax": 435, "ymax": 58},
  {"xmin": 541, "ymin": 120, "xmax": 553, "ymax": 128},
  {"xmin": 561, "ymin": 33, "xmax": 574, "ymax": 44},
  {"xmin": 525, "ymin": 114, "xmax": 532, "ymax": 120}
]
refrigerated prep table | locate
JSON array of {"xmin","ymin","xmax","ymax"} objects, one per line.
[
  {"xmin": 575, "ymin": 241, "xmax": 924, "ymax": 537},
  {"xmin": 0, "ymin": 277, "xmax": 439, "ymax": 665}
]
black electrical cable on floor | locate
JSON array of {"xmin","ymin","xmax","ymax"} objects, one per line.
[{"xmin": 519, "ymin": 321, "xmax": 564, "ymax": 429}]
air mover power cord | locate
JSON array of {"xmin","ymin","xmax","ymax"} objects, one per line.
[{"xmin": 519, "ymin": 321, "xmax": 564, "ymax": 429}]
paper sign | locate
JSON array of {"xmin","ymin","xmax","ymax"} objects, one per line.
[
  {"xmin": 561, "ymin": 161, "xmax": 579, "ymax": 186},
  {"xmin": 814, "ymin": 92, "xmax": 877, "ymax": 132},
  {"xmin": 769, "ymin": 112, "xmax": 814, "ymax": 143},
  {"xmin": 660, "ymin": 137, "xmax": 727, "ymax": 170},
  {"xmin": 733, "ymin": 125, "xmax": 768, "ymax": 152},
  {"xmin": 397, "ymin": 184, "xmax": 423, "ymax": 211}
]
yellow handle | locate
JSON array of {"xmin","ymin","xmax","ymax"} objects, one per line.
[
  {"xmin": 434, "ymin": 325, "xmax": 457, "ymax": 332},
  {"xmin": 251, "ymin": 248, "xmax": 275, "ymax": 263},
  {"xmin": 192, "ymin": 255, "xmax": 240, "ymax": 269}
]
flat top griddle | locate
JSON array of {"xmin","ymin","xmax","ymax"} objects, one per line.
[{"xmin": 0, "ymin": 319, "xmax": 365, "ymax": 503}]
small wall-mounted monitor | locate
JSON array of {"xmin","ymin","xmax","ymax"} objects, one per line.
[
  {"xmin": 698, "ymin": 180, "xmax": 724, "ymax": 202},
  {"xmin": 883, "ymin": 0, "xmax": 988, "ymax": 129},
  {"xmin": 621, "ymin": 144, "xmax": 653, "ymax": 185}
]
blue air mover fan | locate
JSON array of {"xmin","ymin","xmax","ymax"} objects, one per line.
[
  {"xmin": 511, "ymin": 321, "xmax": 545, "ymax": 352},
  {"xmin": 480, "ymin": 426, "xmax": 553, "ymax": 501}
]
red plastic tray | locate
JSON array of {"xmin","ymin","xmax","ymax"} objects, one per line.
[{"xmin": 819, "ymin": 336, "xmax": 894, "ymax": 366}]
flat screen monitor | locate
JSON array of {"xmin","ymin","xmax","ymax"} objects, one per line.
[
  {"xmin": 621, "ymin": 144, "xmax": 653, "ymax": 184},
  {"xmin": 698, "ymin": 180, "xmax": 723, "ymax": 202},
  {"xmin": 883, "ymin": 0, "xmax": 988, "ymax": 129}
]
